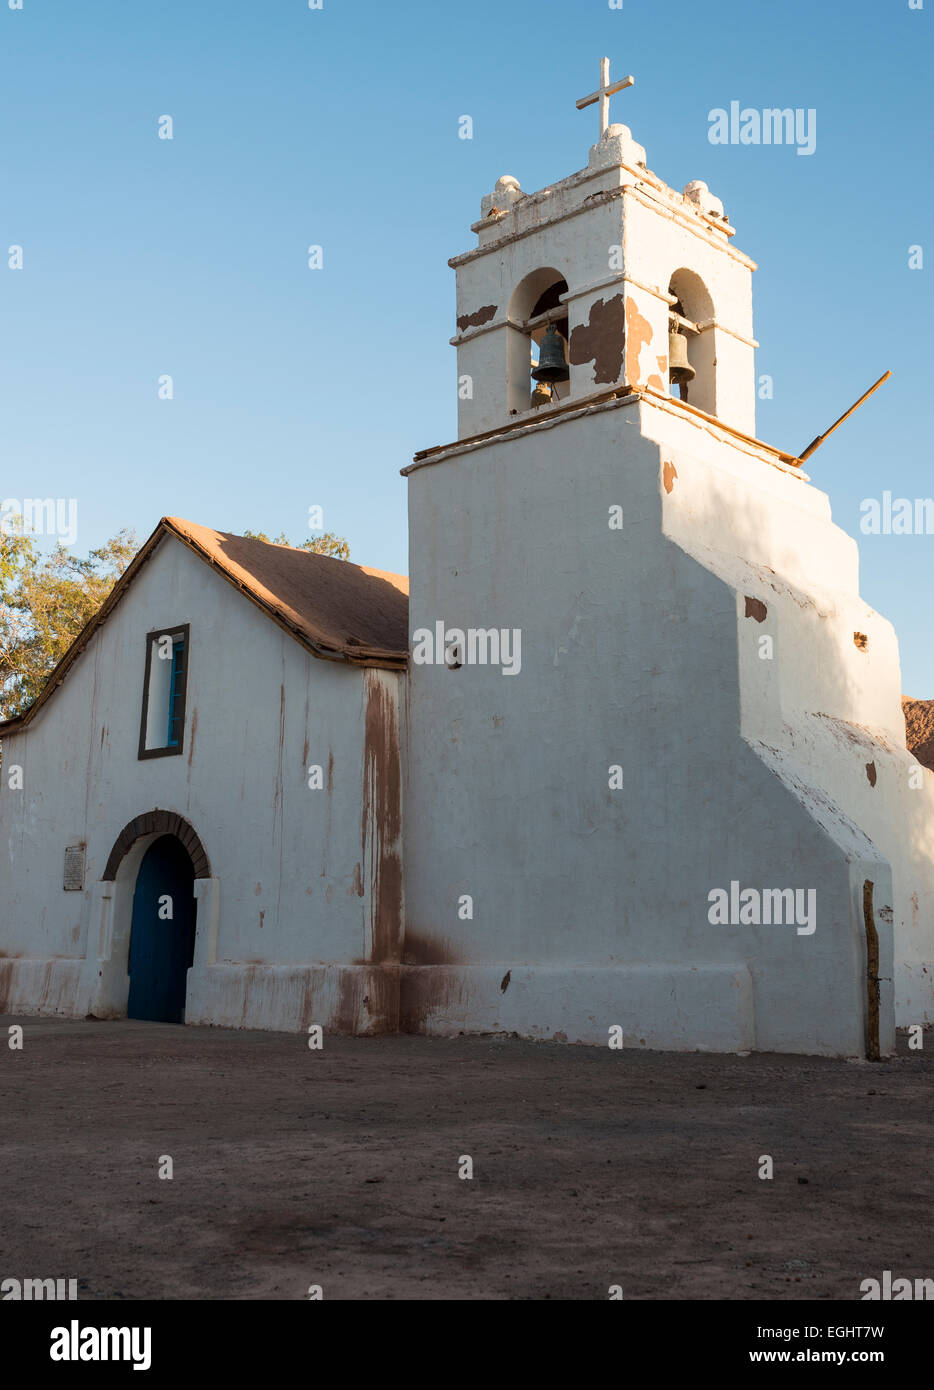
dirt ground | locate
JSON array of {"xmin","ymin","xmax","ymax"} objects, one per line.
[{"xmin": 1, "ymin": 1017, "xmax": 931, "ymax": 1301}]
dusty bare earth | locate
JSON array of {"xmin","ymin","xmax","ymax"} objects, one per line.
[{"xmin": 1, "ymin": 1018, "xmax": 932, "ymax": 1301}]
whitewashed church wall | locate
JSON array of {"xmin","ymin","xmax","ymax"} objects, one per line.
[
  {"xmin": 0, "ymin": 538, "xmax": 401, "ymax": 1020},
  {"xmin": 402, "ymin": 398, "xmax": 913, "ymax": 1054},
  {"xmin": 649, "ymin": 402, "xmax": 934, "ymax": 1029}
]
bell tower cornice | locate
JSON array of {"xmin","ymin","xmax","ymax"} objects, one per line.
[{"xmin": 452, "ymin": 178, "xmax": 755, "ymax": 272}]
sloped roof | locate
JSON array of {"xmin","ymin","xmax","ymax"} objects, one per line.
[
  {"xmin": 165, "ymin": 519, "xmax": 409, "ymax": 660},
  {"xmin": 0, "ymin": 518, "xmax": 409, "ymax": 735}
]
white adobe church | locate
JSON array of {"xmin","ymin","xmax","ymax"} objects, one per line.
[{"xmin": 2, "ymin": 62, "xmax": 933, "ymax": 1056}]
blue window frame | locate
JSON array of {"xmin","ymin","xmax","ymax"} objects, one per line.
[
  {"xmin": 139, "ymin": 623, "xmax": 190, "ymax": 760},
  {"xmin": 166, "ymin": 638, "xmax": 186, "ymax": 748}
]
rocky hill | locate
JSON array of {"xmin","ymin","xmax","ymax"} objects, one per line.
[{"xmin": 904, "ymin": 697, "xmax": 934, "ymax": 771}]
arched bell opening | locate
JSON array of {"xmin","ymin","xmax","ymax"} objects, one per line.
[
  {"xmin": 507, "ymin": 268, "xmax": 570, "ymax": 415},
  {"xmin": 667, "ymin": 268, "xmax": 716, "ymax": 413}
]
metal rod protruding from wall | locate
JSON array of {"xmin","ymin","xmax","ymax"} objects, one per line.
[{"xmin": 798, "ymin": 371, "xmax": 892, "ymax": 462}]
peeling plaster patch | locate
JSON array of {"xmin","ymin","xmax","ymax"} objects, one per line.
[
  {"xmin": 663, "ymin": 461, "xmax": 678, "ymax": 494},
  {"xmin": 456, "ymin": 304, "xmax": 497, "ymax": 332},
  {"xmin": 624, "ymin": 295, "xmax": 653, "ymax": 387},
  {"xmin": 745, "ymin": 597, "xmax": 768, "ymax": 623},
  {"xmin": 854, "ymin": 632, "xmax": 869, "ymax": 652},
  {"xmin": 656, "ymin": 354, "xmax": 668, "ymax": 376},
  {"xmin": 569, "ymin": 294, "xmax": 625, "ymax": 384},
  {"xmin": 813, "ymin": 713, "xmax": 892, "ymax": 754},
  {"xmin": 866, "ymin": 761, "xmax": 877, "ymax": 787},
  {"xmin": 554, "ymin": 601, "xmax": 589, "ymax": 667},
  {"xmin": 764, "ymin": 576, "xmax": 825, "ymax": 617},
  {"xmin": 351, "ymin": 862, "xmax": 364, "ymax": 897},
  {"xmin": 500, "ymin": 969, "xmax": 511, "ymax": 993}
]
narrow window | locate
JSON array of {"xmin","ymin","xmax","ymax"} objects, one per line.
[
  {"xmin": 139, "ymin": 624, "xmax": 190, "ymax": 759},
  {"xmin": 166, "ymin": 636, "xmax": 186, "ymax": 747}
]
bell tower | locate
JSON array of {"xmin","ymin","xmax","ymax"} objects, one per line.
[
  {"xmin": 450, "ymin": 58, "xmax": 757, "ymax": 439},
  {"xmin": 402, "ymin": 58, "xmax": 928, "ymax": 1059}
]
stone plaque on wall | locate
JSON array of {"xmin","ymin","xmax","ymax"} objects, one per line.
[{"xmin": 63, "ymin": 845, "xmax": 86, "ymax": 892}]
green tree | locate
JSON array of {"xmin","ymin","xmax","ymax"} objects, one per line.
[
  {"xmin": 0, "ymin": 520, "xmax": 138, "ymax": 720},
  {"xmin": 243, "ymin": 529, "xmax": 351, "ymax": 560}
]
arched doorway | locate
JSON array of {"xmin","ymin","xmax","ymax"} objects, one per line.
[{"xmin": 126, "ymin": 835, "xmax": 197, "ymax": 1023}]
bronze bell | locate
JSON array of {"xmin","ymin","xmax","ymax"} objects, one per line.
[
  {"xmin": 668, "ymin": 328, "xmax": 695, "ymax": 386},
  {"xmin": 531, "ymin": 324, "xmax": 570, "ymax": 382}
]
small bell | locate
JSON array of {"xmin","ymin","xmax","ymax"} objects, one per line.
[
  {"xmin": 531, "ymin": 381, "xmax": 553, "ymax": 408},
  {"xmin": 531, "ymin": 325, "xmax": 570, "ymax": 383},
  {"xmin": 668, "ymin": 328, "xmax": 695, "ymax": 386}
]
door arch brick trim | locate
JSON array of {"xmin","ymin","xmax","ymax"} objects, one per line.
[{"xmin": 103, "ymin": 811, "xmax": 211, "ymax": 880}]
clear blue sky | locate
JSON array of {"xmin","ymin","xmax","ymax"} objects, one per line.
[{"xmin": 1, "ymin": 0, "xmax": 931, "ymax": 690}]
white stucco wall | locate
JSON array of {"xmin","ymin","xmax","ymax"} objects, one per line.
[
  {"xmin": 649, "ymin": 400, "xmax": 934, "ymax": 1028},
  {"xmin": 402, "ymin": 393, "xmax": 920, "ymax": 1055},
  {"xmin": 3, "ymin": 400, "xmax": 926, "ymax": 1057},
  {"xmin": 0, "ymin": 537, "xmax": 405, "ymax": 1033}
]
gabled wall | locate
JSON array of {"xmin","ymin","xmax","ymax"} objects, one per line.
[{"xmin": 0, "ymin": 537, "xmax": 405, "ymax": 1032}]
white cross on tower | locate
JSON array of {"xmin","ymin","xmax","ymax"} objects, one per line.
[{"xmin": 576, "ymin": 56, "xmax": 634, "ymax": 138}]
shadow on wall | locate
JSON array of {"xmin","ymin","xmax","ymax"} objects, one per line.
[
  {"xmin": 661, "ymin": 430, "xmax": 909, "ymax": 737},
  {"xmin": 664, "ymin": 437, "xmax": 934, "ymax": 988}
]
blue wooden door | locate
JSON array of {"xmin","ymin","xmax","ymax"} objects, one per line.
[{"xmin": 127, "ymin": 835, "xmax": 196, "ymax": 1023}]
